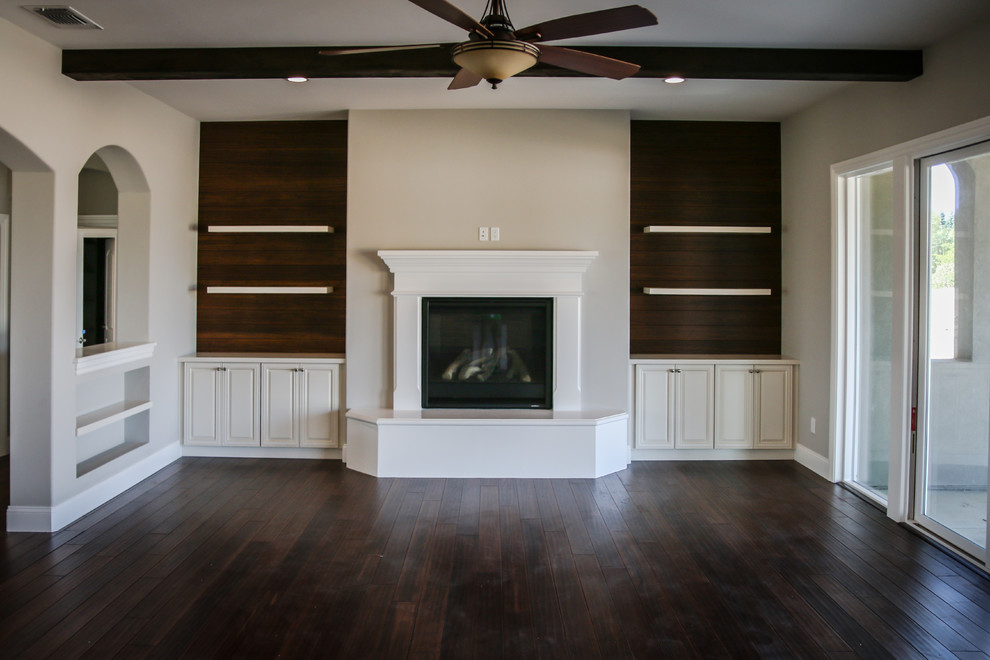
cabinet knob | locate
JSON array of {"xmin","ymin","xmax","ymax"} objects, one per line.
[
  {"xmin": 217, "ymin": 366, "xmax": 227, "ymax": 372},
  {"xmin": 755, "ymin": 369, "xmax": 762, "ymax": 374}
]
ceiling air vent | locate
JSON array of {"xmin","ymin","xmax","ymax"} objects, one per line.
[{"xmin": 24, "ymin": 5, "xmax": 103, "ymax": 29}]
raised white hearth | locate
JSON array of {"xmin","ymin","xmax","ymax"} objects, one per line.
[
  {"xmin": 344, "ymin": 250, "xmax": 629, "ymax": 479},
  {"xmin": 346, "ymin": 409, "xmax": 628, "ymax": 478}
]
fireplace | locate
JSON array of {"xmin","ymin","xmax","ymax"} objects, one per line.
[
  {"xmin": 345, "ymin": 250, "xmax": 629, "ymax": 479},
  {"xmin": 422, "ymin": 297, "xmax": 553, "ymax": 409}
]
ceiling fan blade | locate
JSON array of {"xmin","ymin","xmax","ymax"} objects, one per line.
[
  {"xmin": 319, "ymin": 44, "xmax": 445, "ymax": 56},
  {"xmin": 515, "ymin": 5, "xmax": 657, "ymax": 43},
  {"xmin": 447, "ymin": 67, "xmax": 483, "ymax": 89},
  {"xmin": 408, "ymin": 0, "xmax": 494, "ymax": 38},
  {"xmin": 537, "ymin": 44, "xmax": 641, "ymax": 79}
]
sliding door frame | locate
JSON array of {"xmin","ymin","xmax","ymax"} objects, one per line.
[{"xmin": 832, "ymin": 115, "xmax": 990, "ymax": 525}]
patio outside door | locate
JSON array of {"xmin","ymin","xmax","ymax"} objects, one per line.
[{"xmin": 915, "ymin": 141, "xmax": 990, "ymax": 562}]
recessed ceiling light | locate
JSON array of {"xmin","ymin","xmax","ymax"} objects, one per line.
[
  {"xmin": 286, "ymin": 76, "xmax": 308, "ymax": 83},
  {"xmin": 664, "ymin": 76, "xmax": 686, "ymax": 84}
]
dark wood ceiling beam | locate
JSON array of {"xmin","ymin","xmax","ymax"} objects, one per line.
[{"xmin": 62, "ymin": 45, "xmax": 922, "ymax": 82}]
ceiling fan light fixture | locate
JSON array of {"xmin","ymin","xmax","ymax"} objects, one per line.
[
  {"xmin": 664, "ymin": 75, "xmax": 686, "ymax": 84},
  {"xmin": 451, "ymin": 40, "xmax": 539, "ymax": 87},
  {"xmin": 286, "ymin": 76, "xmax": 308, "ymax": 83}
]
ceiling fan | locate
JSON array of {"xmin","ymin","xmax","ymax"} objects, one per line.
[{"xmin": 319, "ymin": 0, "xmax": 658, "ymax": 89}]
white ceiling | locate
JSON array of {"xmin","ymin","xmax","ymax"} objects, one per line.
[{"xmin": 4, "ymin": 0, "xmax": 990, "ymax": 121}]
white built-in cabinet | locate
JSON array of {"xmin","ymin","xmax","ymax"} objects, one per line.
[
  {"xmin": 182, "ymin": 355, "xmax": 343, "ymax": 450},
  {"xmin": 184, "ymin": 361, "xmax": 261, "ymax": 446},
  {"xmin": 261, "ymin": 363, "xmax": 339, "ymax": 448},
  {"xmin": 632, "ymin": 358, "xmax": 796, "ymax": 451},
  {"xmin": 714, "ymin": 364, "xmax": 793, "ymax": 449},
  {"xmin": 634, "ymin": 364, "xmax": 715, "ymax": 449}
]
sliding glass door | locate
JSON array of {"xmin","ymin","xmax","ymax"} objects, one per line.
[
  {"xmin": 915, "ymin": 142, "xmax": 990, "ymax": 560},
  {"xmin": 842, "ymin": 167, "xmax": 895, "ymax": 503}
]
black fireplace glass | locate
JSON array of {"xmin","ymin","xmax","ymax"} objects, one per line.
[{"xmin": 422, "ymin": 297, "xmax": 553, "ymax": 409}]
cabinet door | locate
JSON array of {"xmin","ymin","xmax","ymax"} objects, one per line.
[
  {"xmin": 635, "ymin": 365, "xmax": 676, "ymax": 448},
  {"xmin": 298, "ymin": 364, "xmax": 339, "ymax": 448},
  {"xmin": 715, "ymin": 365, "xmax": 754, "ymax": 449},
  {"xmin": 755, "ymin": 365, "xmax": 793, "ymax": 449},
  {"xmin": 262, "ymin": 364, "xmax": 298, "ymax": 447},
  {"xmin": 223, "ymin": 364, "xmax": 260, "ymax": 447},
  {"xmin": 676, "ymin": 365, "xmax": 715, "ymax": 449},
  {"xmin": 184, "ymin": 362, "xmax": 221, "ymax": 446}
]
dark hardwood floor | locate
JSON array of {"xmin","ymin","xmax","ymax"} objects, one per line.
[{"xmin": 2, "ymin": 455, "xmax": 990, "ymax": 658}]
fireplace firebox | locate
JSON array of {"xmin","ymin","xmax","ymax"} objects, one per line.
[{"xmin": 422, "ymin": 297, "xmax": 553, "ymax": 409}]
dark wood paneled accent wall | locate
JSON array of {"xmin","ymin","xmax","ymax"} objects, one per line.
[
  {"xmin": 631, "ymin": 121, "xmax": 781, "ymax": 355},
  {"xmin": 197, "ymin": 121, "xmax": 346, "ymax": 353}
]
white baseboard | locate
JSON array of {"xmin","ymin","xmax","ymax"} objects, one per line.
[
  {"xmin": 6, "ymin": 443, "xmax": 182, "ymax": 533},
  {"xmin": 182, "ymin": 445, "xmax": 342, "ymax": 460},
  {"xmin": 793, "ymin": 443, "xmax": 832, "ymax": 480},
  {"xmin": 5, "ymin": 506, "xmax": 54, "ymax": 533},
  {"xmin": 631, "ymin": 448, "xmax": 795, "ymax": 461}
]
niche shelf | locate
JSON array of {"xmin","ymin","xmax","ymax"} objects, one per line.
[
  {"xmin": 75, "ymin": 341, "xmax": 156, "ymax": 376},
  {"xmin": 74, "ymin": 342, "xmax": 155, "ymax": 477},
  {"xmin": 76, "ymin": 441, "xmax": 148, "ymax": 478},
  {"xmin": 76, "ymin": 400, "xmax": 153, "ymax": 437}
]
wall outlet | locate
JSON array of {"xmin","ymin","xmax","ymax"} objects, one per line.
[
  {"xmin": 491, "ymin": 226, "xmax": 500, "ymax": 241},
  {"xmin": 479, "ymin": 226, "xmax": 489, "ymax": 241},
  {"xmin": 810, "ymin": 417, "xmax": 816, "ymax": 434}
]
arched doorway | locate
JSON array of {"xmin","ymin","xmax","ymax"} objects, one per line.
[{"xmin": 0, "ymin": 126, "xmax": 53, "ymax": 523}]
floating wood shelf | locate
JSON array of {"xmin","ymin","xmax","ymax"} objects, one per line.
[
  {"xmin": 76, "ymin": 400, "xmax": 152, "ymax": 437},
  {"xmin": 643, "ymin": 225, "xmax": 771, "ymax": 234},
  {"xmin": 206, "ymin": 286, "xmax": 332, "ymax": 294},
  {"xmin": 643, "ymin": 287, "xmax": 772, "ymax": 296},
  {"xmin": 207, "ymin": 225, "xmax": 334, "ymax": 233}
]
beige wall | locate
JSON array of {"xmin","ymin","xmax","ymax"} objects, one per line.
[
  {"xmin": 346, "ymin": 110, "xmax": 630, "ymax": 412},
  {"xmin": 781, "ymin": 19, "xmax": 990, "ymax": 459}
]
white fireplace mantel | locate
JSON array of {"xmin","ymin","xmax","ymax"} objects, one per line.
[
  {"xmin": 379, "ymin": 249, "xmax": 598, "ymax": 297},
  {"xmin": 379, "ymin": 249, "xmax": 598, "ymax": 411}
]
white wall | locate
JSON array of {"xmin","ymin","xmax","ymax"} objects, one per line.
[
  {"xmin": 781, "ymin": 18, "xmax": 990, "ymax": 462},
  {"xmin": 0, "ymin": 16, "xmax": 199, "ymax": 529},
  {"xmin": 346, "ymin": 110, "xmax": 630, "ymax": 412}
]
